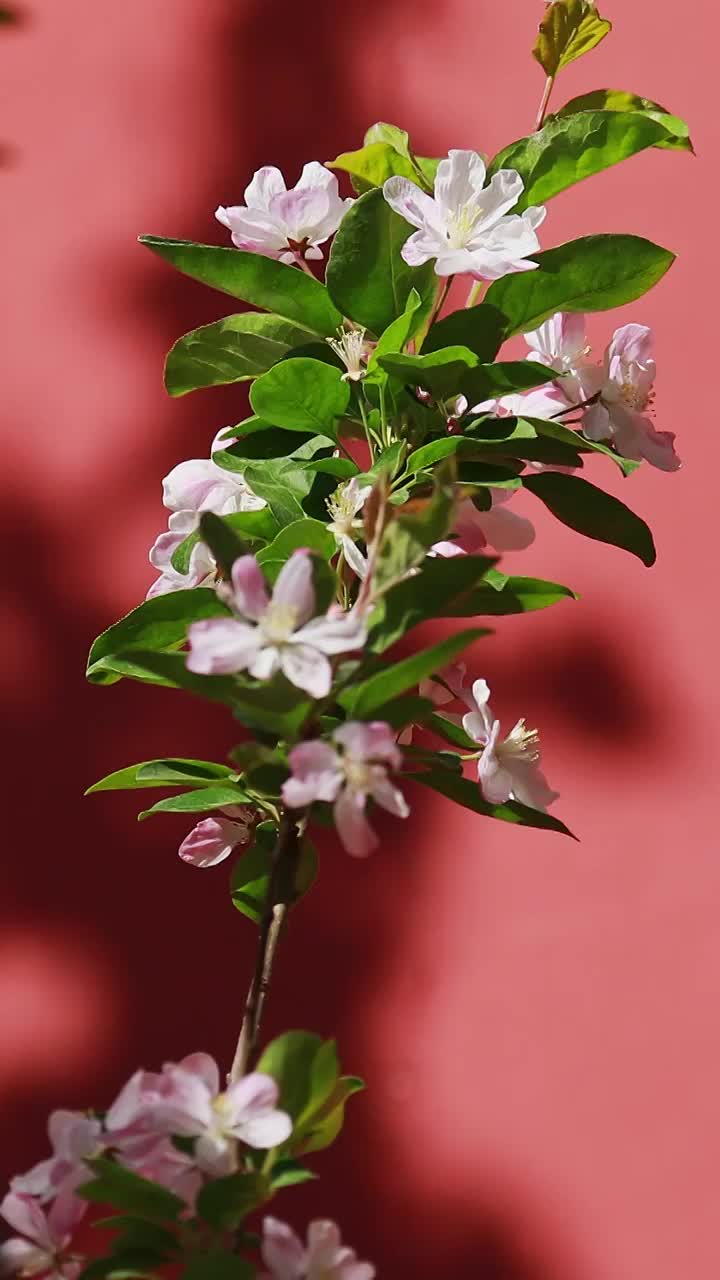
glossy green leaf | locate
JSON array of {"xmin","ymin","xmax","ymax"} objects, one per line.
[
  {"xmin": 325, "ymin": 188, "xmax": 436, "ymax": 335},
  {"xmin": 365, "ymin": 289, "xmax": 423, "ymax": 383},
  {"xmin": 164, "ymin": 313, "xmax": 314, "ymax": 396},
  {"xmin": 422, "ymin": 302, "xmax": 506, "ymax": 360},
  {"xmin": 411, "ymin": 770, "xmax": 576, "ymax": 838},
  {"xmin": 460, "ymin": 360, "xmax": 557, "ymax": 403},
  {"xmin": 104, "ymin": 651, "xmax": 238, "ymax": 702},
  {"xmin": 341, "ymin": 628, "xmax": 487, "ymax": 717},
  {"xmin": 489, "ymin": 112, "xmax": 675, "ymax": 211},
  {"xmin": 250, "ymin": 358, "xmax": 349, "ymax": 438},
  {"xmin": 445, "ymin": 570, "xmax": 577, "ymax": 616},
  {"xmin": 328, "ymin": 141, "xmax": 419, "ymax": 188},
  {"xmin": 521, "ymin": 416, "xmax": 639, "ymax": 475},
  {"xmin": 86, "ymin": 590, "xmax": 228, "ymax": 685},
  {"xmin": 137, "ymin": 782, "xmax": 252, "ymax": 821},
  {"xmin": 139, "ymin": 237, "xmax": 342, "ymax": 335},
  {"xmin": 533, "ymin": 0, "xmax": 611, "ymax": 76},
  {"xmin": 86, "ymin": 758, "xmax": 234, "ymax": 794},
  {"xmin": 257, "ymin": 1032, "xmax": 338, "ymax": 1130},
  {"xmin": 553, "ymin": 89, "xmax": 694, "ymax": 152},
  {"xmin": 244, "ymin": 437, "xmax": 333, "ymax": 527},
  {"xmin": 295, "ymin": 1075, "xmax": 366, "ymax": 1155},
  {"xmin": 256, "ymin": 519, "xmax": 336, "ymax": 575},
  {"xmin": 370, "ymin": 554, "xmax": 495, "ymax": 651},
  {"xmin": 522, "ymin": 471, "xmax": 656, "ymax": 564},
  {"xmin": 486, "ymin": 234, "xmax": 675, "ymax": 336},
  {"xmin": 78, "ymin": 1158, "xmax": 184, "ymax": 1222},
  {"xmin": 196, "ymin": 1173, "xmax": 269, "ymax": 1231},
  {"xmin": 378, "ymin": 348, "xmax": 556, "ymax": 401}
]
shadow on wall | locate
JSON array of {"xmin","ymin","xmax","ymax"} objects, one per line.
[{"xmin": 0, "ymin": 1, "xmax": 635, "ymax": 1276}]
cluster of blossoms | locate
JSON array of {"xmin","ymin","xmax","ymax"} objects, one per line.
[{"xmin": 0, "ymin": 1056, "xmax": 373, "ymax": 1279}]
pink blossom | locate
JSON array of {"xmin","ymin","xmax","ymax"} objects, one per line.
[
  {"xmin": 383, "ymin": 149, "xmax": 545, "ymax": 280},
  {"xmin": 117, "ymin": 1134, "xmax": 201, "ymax": 1208},
  {"xmin": 462, "ymin": 679, "xmax": 558, "ymax": 811},
  {"xmin": 282, "ymin": 722, "xmax": 409, "ymax": 857},
  {"xmin": 432, "ymin": 490, "xmax": 535, "ymax": 558},
  {"xmin": 177, "ymin": 806, "xmax": 254, "ymax": 868},
  {"xmin": 0, "ymin": 1191, "xmax": 85, "ymax": 1279},
  {"xmin": 419, "ymin": 662, "xmax": 468, "ymax": 707},
  {"xmin": 187, "ymin": 552, "xmax": 367, "ymax": 699},
  {"xmin": 582, "ymin": 324, "xmax": 680, "ymax": 471},
  {"xmin": 11, "ymin": 1113, "xmax": 103, "ymax": 1203},
  {"xmin": 216, "ymin": 164, "xmax": 353, "ymax": 266},
  {"xmin": 261, "ymin": 1216, "xmax": 375, "ymax": 1280},
  {"xmin": 106, "ymin": 1054, "xmax": 291, "ymax": 1177},
  {"xmin": 521, "ymin": 314, "xmax": 680, "ymax": 471}
]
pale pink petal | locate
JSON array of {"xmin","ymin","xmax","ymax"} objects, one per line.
[
  {"xmin": 382, "ymin": 176, "xmax": 440, "ymax": 233},
  {"xmin": 229, "ymin": 555, "xmax": 270, "ymax": 620},
  {"xmin": 234, "ymin": 1108, "xmax": 292, "ymax": 1150},
  {"xmin": 176, "ymin": 1053, "xmax": 220, "ymax": 1097},
  {"xmin": 225, "ymin": 1072, "xmax": 279, "ymax": 1119},
  {"xmin": 431, "ymin": 539, "xmax": 466, "ymax": 558},
  {"xmin": 261, "ymin": 1217, "xmax": 307, "ymax": 1280},
  {"xmin": 433, "ymin": 150, "xmax": 488, "ymax": 220},
  {"xmin": 341, "ymin": 536, "xmax": 368, "ymax": 580},
  {"xmin": 283, "ymin": 742, "xmax": 344, "ymax": 807},
  {"xmin": 333, "ymin": 721, "xmax": 401, "ymax": 768},
  {"xmin": 162, "ymin": 458, "xmax": 226, "ymax": 513},
  {"xmin": 297, "ymin": 607, "xmax": 367, "ymax": 656},
  {"xmin": 469, "ymin": 167, "xmax": 525, "ymax": 231},
  {"xmin": 243, "ymin": 167, "xmax": 288, "ymax": 210},
  {"xmin": 272, "ymin": 550, "xmax": 315, "ymax": 625},
  {"xmin": 186, "ymin": 618, "xmax": 261, "ymax": 675},
  {"xmin": 247, "ymin": 645, "xmax": 282, "ymax": 682},
  {"xmin": 148, "ymin": 1066, "xmax": 213, "ymax": 1136},
  {"xmin": 46, "ymin": 1191, "xmax": 85, "ymax": 1245},
  {"xmin": 582, "ymin": 402, "xmax": 612, "ymax": 441},
  {"xmin": 0, "ymin": 1196, "xmax": 52, "ymax": 1250},
  {"xmin": 369, "ymin": 775, "xmax": 409, "ymax": 819},
  {"xmin": 507, "ymin": 762, "xmax": 559, "ymax": 811},
  {"xmin": 0, "ymin": 1237, "xmax": 51, "ymax": 1277},
  {"xmin": 306, "ymin": 1219, "xmax": 344, "ymax": 1267},
  {"xmin": 476, "ymin": 504, "xmax": 536, "ymax": 552},
  {"xmin": 400, "ymin": 230, "xmax": 443, "ymax": 267},
  {"xmin": 194, "ymin": 1133, "xmax": 234, "ymax": 1178},
  {"xmin": 477, "ymin": 748, "xmax": 515, "ymax": 805},
  {"xmin": 280, "ymin": 644, "xmax": 332, "ymax": 698},
  {"xmin": 333, "ymin": 788, "xmax": 377, "ymax": 857},
  {"xmin": 178, "ymin": 817, "xmax": 246, "ymax": 868}
]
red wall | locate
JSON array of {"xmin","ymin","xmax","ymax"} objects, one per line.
[{"xmin": 2, "ymin": 2, "xmax": 718, "ymax": 1276}]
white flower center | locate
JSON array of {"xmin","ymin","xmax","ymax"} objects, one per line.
[
  {"xmin": 327, "ymin": 489, "xmax": 357, "ymax": 536},
  {"xmin": 500, "ymin": 719, "xmax": 541, "ymax": 765},
  {"xmin": 343, "ymin": 757, "xmax": 374, "ymax": 793},
  {"xmin": 446, "ymin": 204, "xmax": 482, "ymax": 249},
  {"xmin": 260, "ymin": 601, "xmax": 300, "ymax": 645}
]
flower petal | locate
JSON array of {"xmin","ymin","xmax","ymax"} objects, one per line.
[
  {"xmin": 283, "ymin": 741, "xmax": 343, "ymax": 807},
  {"xmin": 261, "ymin": 1217, "xmax": 307, "ymax": 1280},
  {"xmin": 186, "ymin": 618, "xmax": 261, "ymax": 675},
  {"xmin": 178, "ymin": 817, "xmax": 246, "ymax": 868},
  {"xmin": 229, "ymin": 555, "xmax": 270, "ymax": 620},
  {"xmin": 175, "ymin": 1053, "xmax": 220, "ymax": 1097},
  {"xmin": 383, "ymin": 176, "xmax": 441, "ymax": 233},
  {"xmin": 297, "ymin": 606, "xmax": 367, "ymax": 656},
  {"xmin": 333, "ymin": 788, "xmax": 377, "ymax": 857},
  {"xmin": 243, "ymin": 166, "xmax": 287, "ymax": 210},
  {"xmin": 280, "ymin": 644, "xmax": 332, "ymax": 698},
  {"xmin": 272, "ymin": 550, "xmax": 316, "ymax": 625}
]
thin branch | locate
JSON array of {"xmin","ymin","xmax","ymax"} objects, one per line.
[
  {"xmin": 535, "ymin": 74, "xmax": 555, "ymax": 131},
  {"xmin": 228, "ymin": 812, "xmax": 301, "ymax": 1084}
]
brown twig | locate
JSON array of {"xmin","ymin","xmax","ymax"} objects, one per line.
[{"xmin": 228, "ymin": 812, "xmax": 302, "ymax": 1084}]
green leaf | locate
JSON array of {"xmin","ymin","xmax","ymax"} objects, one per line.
[
  {"xmin": 489, "ymin": 112, "xmax": 676, "ymax": 211},
  {"xmin": 533, "ymin": 0, "xmax": 611, "ymax": 76},
  {"xmin": 405, "ymin": 437, "xmax": 466, "ymax": 473},
  {"xmin": 86, "ymin": 590, "xmax": 228, "ymax": 685},
  {"xmin": 105, "ymin": 651, "xmax": 239, "ymax": 702},
  {"xmin": 295, "ymin": 1075, "xmax": 365, "ymax": 1155},
  {"xmin": 231, "ymin": 675, "xmax": 314, "ymax": 741},
  {"xmin": 257, "ymin": 1032, "xmax": 338, "ymax": 1129},
  {"xmin": 181, "ymin": 1251, "xmax": 254, "ymax": 1280},
  {"xmin": 365, "ymin": 289, "xmax": 423, "ymax": 384},
  {"xmin": 270, "ymin": 1159, "xmax": 318, "ymax": 1189},
  {"xmin": 370, "ymin": 553, "xmax": 495, "ymax": 651},
  {"xmin": 446, "ymin": 570, "xmax": 577, "ymax": 616},
  {"xmin": 522, "ymin": 471, "xmax": 656, "ymax": 564},
  {"xmin": 341, "ymin": 628, "xmax": 488, "ymax": 717},
  {"xmin": 460, "ymin": 360, "xmax": 558, "ymax": 403},
  {"xmin": 325, "ymin": 188, "xmax": 436, "ymax": 335},
  {"xmin": 196, "ymin": 1172, "xmax": 269, "ymax": 1231},
  {"xmin": 256, "ymin": 518, "xmax": 337, "ymax": 577},
  {"xmin": 378, "ymin": 349, "xmax": 555, "ymax": 401},
  {"xmin": 328, "ymin": 141, "xmax": 419, "ymax": 188},
  {"xmin": 244, "ymin": 437, "xmax": 333, "ymax": 527},
  {"xmin": 306, "ymin": 456, "xmax": 359, "ymax": 479},
  {"xmin": 522, "ymin": 416, "xmax": 639, "ymax": 476},
  {"xmin": 86, "ymin": 758, "xmax": 234, "ymax": 794},
  {"xmin": 250, "ymin": 358, "xmax": 349, "ymax": 439},
  {"xmin": 198, "ymin": 511, "xmax": 248, "ymax": 577},
  {"xmin": 139, "ymin": 237, "xmax": 342, "ymax": 335},
  {"xmin": 422, "ymin": 303, "xmax": 506, "ymax": 361},
  {"xmin": 164, "ymin": 313, "xmax": 314, "ymax": 396},
  {"xmin": 411, "ymin": 770, "xmax": 576, "ymax": 838},
  {"xmin": 553, "ymin": 89, "xmax": 694, "ymax": 152},
  {"xmin": 231, "ymin": 829, "xmax": 317, "ymax": 923},
  {"xmin": 137, "ymin": 782, "xmax": 252, "ymax": 821},
  {"xmin": 486, "ymin": 234, "xmax": 675, "ymax": 336},
  {"xmin": 78, "ymin": 1158, "xmax": 184, "ymax": 1222}
]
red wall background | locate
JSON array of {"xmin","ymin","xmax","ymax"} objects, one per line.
[{"xmin": 2, "ymin": 2, "xmax": 718, "ymax": 1276}]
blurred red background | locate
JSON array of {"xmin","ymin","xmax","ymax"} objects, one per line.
[{"xmin": 1, "ymin": 1, "xmax": 717, "ymax": 1275}]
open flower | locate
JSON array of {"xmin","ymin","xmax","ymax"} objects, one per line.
[
  {"xmin": 383, "ymin": 149, "xmax": 545, "ymax": 280},
  {"xmin": 462, "ymin": 679, "xmax": 558, "ymax": 811},
  {"xmin": 187, "ymin": 551, "xmax": 367, "ymax": 699},
  {"xmin": 216, "ymin": 163, "xmax": 353, "ymax": 266},
  {"xmin": 326, "ymin": 478, "xmax": 372, "ymax": 579},
  {"xmin": 11, "ymin": 1113, "xmax": 103, "ymax": 1203},
  {"xmin": 282, "ymin": 722, "xmax": 409, "ymax": 857},
  {"xmin": 261, "ymin": 1216, "xmax": 375, "ymax": 1280},
  {"xmin": 106, "ymin": 1054, "xmax": 291, "ymax": 1178},
  {"xmin": 432, "ymin": 490, "xmax": 535, "ymax": 558},
  {"xmin": 177, "ymin": 805, "xmax": 254, "ymax": 868},
  {"xmin": 117, "ymin": 1135, "xmax": 202, "ymax": 1207},
  {"xmin": 521, "ymin": 314, "xmax": 680, "ymax": 471},
  {"xmin": 0, "ymin": 1191, "xmax": 85, "ymax": 1280},
  {"xmin": 582, "ymin": 324, "xmax": 680, "ymax": 470}
]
